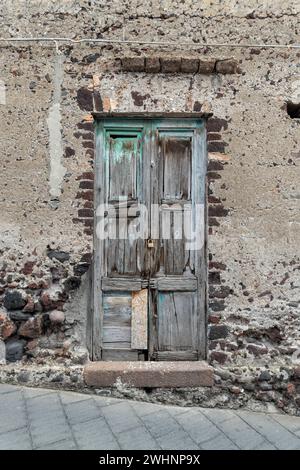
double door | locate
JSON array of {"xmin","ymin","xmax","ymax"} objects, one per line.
[{"xmin": 93, "ymin": 117, "xmax": 206, "ymax": 361}]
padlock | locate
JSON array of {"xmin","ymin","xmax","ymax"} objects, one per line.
[{"xmin": 147, "ymin": 239, "xmax": 154, "ymax": 248}]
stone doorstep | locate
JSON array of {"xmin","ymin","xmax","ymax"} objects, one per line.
[{"xmin": 84, "ymin": 361, "xmax": 214, "ymax": 388}]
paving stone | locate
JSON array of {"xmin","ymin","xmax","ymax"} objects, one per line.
[
  {"xmin": 72, "ymin": 417, "xmax": 119, "ymax": 450},
  {"xmin": 130, "ymin": 401, "xmax": 163, "ymax": 417},
  {"xmin": 175, "ymin": 410, "xmax": 220, "ymax": 445},
  {"xmin": 212, "ymin": 415, "xmax": 266, "ymax": 450},
  {"xmin": 0, "ymin": 391, "xmax": 27, "ymax": 433},
  {"xmin": 25, "ymin": 392, "xmax": 61, "ymax": 412},
  {"xmin": 0, "ymin": 384, "xmax": 21, "ymax": 394},
  {"xmin": 25, "ymin": 393, "xmax": 72, "ymax": 448},
  {"xmin": 93, "ymin": 395, "xmax": 123, "ymax": 408},
  {"xmin": 140, "ymin": 410, "xmax": 182, "ymax": 438},
  {"xmin": 64, "ymin": 398, "xmax": 102, "ymax": 424},
  {"xmin": 164, "ymin": 406, "xmax": 190, "ymax": 417},
  {"xmin": 201, "ymin": 407, "xmax": 236, "ymax": 424},
  {"xmin": 0, "ymin": 411, "xmax": 27, "ymax": 434},
  {"xmin": 236, "ymin": 411, "xmax": 300, "ymax": 450},
  {"xmin": 101, "ymin": 401, "xmax": 141, "ymax": 434},
  {"xmin": 200, "ymin": 433, "xmax": 239, "ymax": 450},
  {"xmin": 23, "ymin": 388, "xmax": 55, "ymax": 400},
  {"xmin": 117, "ymin": 426, "xmax": 159, "ymax": 450},
  {"xmin": 1, "ymin": 385, "xmax": 300, "ymax": 451},
  {"xmin": 156, "ymin": 428, "xmax": 199, "ymax": 450},
  {"xmin": 36, "ymin": 438, "xmax": 77, "ymax": 450},
  {"xmin": 271, "ymin": 413, "xmax": 300, "ymax": 435},
  {"xmin": 0, "ymin": 427, "xmax": 32, "ymax": 450},
  {"xmin": 60, "ymin": 391, "xmax": 92, "ymax": 405},
  {"xmin": 31, "ymin": 422, "xmax": 72, "ymax": 448},
  {"xmin": 254, "ymin": 440, "xmax": 277, "ymax": 450}
]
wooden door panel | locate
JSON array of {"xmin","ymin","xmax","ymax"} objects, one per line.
[
  {"xmin": 157, "ymin": 291, "xmax": 198, "ymax": 351},
  {"xmin": 157, "ymin": 132, "xmax": 195, "ymax": 276},
  {"xmin": 160, "ymin": 137, "xmax": 192, "ymax": 201},
  {"xmin": 149, "ymin": 121, "xmax": 205, "ymax": 360},
  {"xmin": 108, "ymin": 134, "xmax": 139, "ymax": 201},
  {"xmin": 102, "ymin": 289, "xmax": 148, "ymax": 358},
  {"xmin": 161, "ymin": 207, "xmax": 193, "ymax": 275},
  {"xmin": 94, "ymin": 122, "xmax": 149, "ymax": 361},
  {"xmin": 105, "ymin": 130, "xmax": 145, "ymax": 278},
  {"xmin": 103, "ymin": 292, "xmax": 132, "ymax": 349}
]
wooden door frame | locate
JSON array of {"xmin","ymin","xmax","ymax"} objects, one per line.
[{"xmin": 91, "ymin": 114, "xmax": 208, "ymax": 361}]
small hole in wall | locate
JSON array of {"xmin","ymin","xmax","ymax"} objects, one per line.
[{"xmin": 286, "ymin": 101, "xmax": 300, "ymax": 119}]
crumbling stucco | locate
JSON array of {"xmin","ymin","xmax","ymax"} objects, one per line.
[{"xmin": 47, "ymin": 52, "xmax": 66, "ymax": 205}]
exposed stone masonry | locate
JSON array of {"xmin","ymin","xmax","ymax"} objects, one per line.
[{"xmin": 121, "ymin": 57, "xmax": 240, "ymax": 74}]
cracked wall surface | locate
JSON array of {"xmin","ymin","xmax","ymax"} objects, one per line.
[{"xmin": 0, "ymin": 0, "xmax": 299, "ymax": 414}]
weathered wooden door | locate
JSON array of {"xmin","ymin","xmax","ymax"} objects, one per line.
[{"xmin": 93, "ymin": 117, "xmax": 206, "ymax": 361}]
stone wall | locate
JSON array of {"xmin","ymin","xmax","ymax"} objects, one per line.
[{"xmin": 0, "ymin": 1, "xmax": 299, "ymax": 414}]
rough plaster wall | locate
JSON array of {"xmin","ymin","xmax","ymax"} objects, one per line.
[
  {"xmin": 0, "ymin": 0, "xmax": 299, "ymax": 411},
  {"xmin": 47, "ymin": 52, "xmax": 66, "ymax": 204}
]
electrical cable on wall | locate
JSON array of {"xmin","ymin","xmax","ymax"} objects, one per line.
[{"xmin": 0, "ymin": 36, "xmax": 299, "ymax": 49}]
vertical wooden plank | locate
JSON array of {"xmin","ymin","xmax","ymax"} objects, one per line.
[
  {"xmin": 148, "ymin": 286, "xmax": 158, "ymax": 359},
  {"xmin": 148, "ymin": 120, "xmax": 158, "ymax": 359},
  {"xmin": 163, "ymin": 209, "xmax": 174, "ymax": 274},
  {"xmin": 93, "ymin": 120, "xmax": 104, "ymax": 360},
  {"xmin": 131, "ymin": 289, "xmax": 148, "ymax": 349},
  {"xmin": 193, "ymin": 122, "xmax": 207, "ymax": 359},
  {"xmin": 86, "ymin": 260, "xmax": 93, "ymax": 358}
]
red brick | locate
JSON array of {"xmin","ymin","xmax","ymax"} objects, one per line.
[
  {"xmin": 181, "ymin": 58, "xmax": 199, "ymax": 73},
  {"xmin": 199, "ymin": 59, "xmax": 216, "ymax": 74},
  {"xmin": 161, "ymin": 58, "xmax": 182, "ymax": 73},
  {"xmin": 207, "ymin": 133, "xmax": 222, "ymax": 141},
  {"xmin": 208, "ymin": 217, "xmax": 220, "ymax": 227},
  {"xmin": 209, "ymin": 261, "xmax": 226, "ymax": 270},
  {"xmin": 145, "ymin": 58, "xmax": 161, "ymax": 73},
  {"xmin": 208, "ymin": 313, "xmax": 221, "ymax": 324},
  {"xmin": 78, "ymin": 121, "xmax": 93, "ymax": 131},
  {"xmin": 77, "ymin": 172, "xmax": 94, "ymax": 180},
  {"xmin": 215, "ymin": 59, "xmax": 238, "ymax": 74},
  {"xmin": 121, "ymin": 57, "xmax": 145, "ymax": 72},
  {"xmin": 82, "ymin": 141, "xmax": 94, "ymax": 149},
  {"xmin": 207, "ymin": 118, "xmax": 228, "ymax": 132},
  {"xmin": 78, "ymin": 208, "xmax": 94, "ymax": 218},
  {"xmin": 208, "ymin": 205, "xmax": 229, "ymax": 217},
  {"xmin": 79, "ymin": 181, "xmax": 94, "ymax": 190},
  {"xmin": 208, "ymin": 141, "xmax": 227, "ymax": 153},
  {"xmin": 207, "ymin": 172, "xmax": 222, "ymax": 181},
  {"xmin": 208, "ymin": 160, "xmax": 224, "ymax": 171},
  {"xmin": 76, "ymin": 191, "xmax": 94, "ymax": 201}
]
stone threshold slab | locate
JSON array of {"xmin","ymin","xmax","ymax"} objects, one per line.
[{"xmin": 84, "ymin": 361, "xmax": 214, "ymax": 388}]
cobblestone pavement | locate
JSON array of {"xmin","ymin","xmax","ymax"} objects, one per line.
[{"xmin": 0, "ymin": 384, "xmax": 300, "ymax": 450}]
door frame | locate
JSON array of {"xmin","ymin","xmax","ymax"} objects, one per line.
[{"xmin": 91, "ymin": 114, "xmax": 208, "ymax": 361}]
